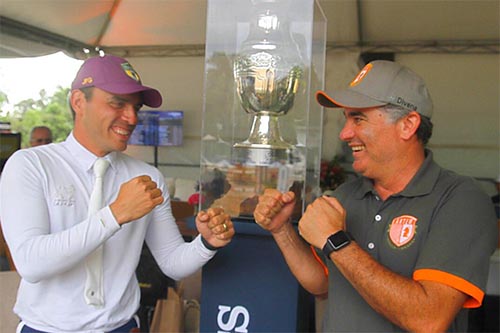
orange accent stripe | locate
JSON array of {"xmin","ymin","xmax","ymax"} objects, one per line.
[
  {"xmin": 316, "ymin": 90, "xmax": 386, "ymax": 110},
  {"xmin": 311, "ymin": 245, "xmax": 329, "ymax": 277},
  {"xmin": 413, "ymin": 269, "xmax": 484, "ymax": 308}
]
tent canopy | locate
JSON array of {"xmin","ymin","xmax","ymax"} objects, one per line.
[{"xmin": 1, "ymin": 0, "xmax": 498, "ymax": 59}]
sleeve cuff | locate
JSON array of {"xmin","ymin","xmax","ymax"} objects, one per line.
[
  {"xmin": 200, "ymin": 235, "xmax": 222, "ymax": 251},
  {"xmin": 97, "ymin": 206, "xmax": 121, "ymax": 233},
  {"xmin": 413, "ymin": 268, "xmax": 484, "ymax": 308},
  {"xmin": 193, "ymin": 235, "xmax": 220, "ymax": 256}
]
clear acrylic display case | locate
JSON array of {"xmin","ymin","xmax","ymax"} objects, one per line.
[{"xmin": 199, "ymin": 0, "xmax": 326, "ymax": 221}]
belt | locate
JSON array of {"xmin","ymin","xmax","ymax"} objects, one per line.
[{"xmin": 18, "ymin": 316, "xmax": 140, "ymax": 333}]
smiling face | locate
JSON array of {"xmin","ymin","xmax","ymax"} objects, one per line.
[
  {"xmin": 339, "ymin": 107, "xmax": 403, "ymax": 181},
  {"xmin": 71, "ymin": 87, "xmax": 143, "ymax": 156}
]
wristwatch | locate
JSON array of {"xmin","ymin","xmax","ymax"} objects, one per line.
[{"xmin": 322, "ymin": 230, "xmax": 353, "ymax": 259}]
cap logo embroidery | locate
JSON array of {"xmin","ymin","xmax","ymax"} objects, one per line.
[
  {"xmin": 388, "ymin": 215, "xmax": 417, "ymax": 248},
  {"xmin": 396, "ymin": 97, "xmax": 417, "ymax": 111},
  {"xmin": 121, "ymin": 62, "xmax": 141, "ymax": 83},
  {"xmin": 350, "ymin": 63, "xmax": 373, "ymax": 87},
  {"xmin": 81, "ymin": 77, "xmax": 93, "ymax": 85}
]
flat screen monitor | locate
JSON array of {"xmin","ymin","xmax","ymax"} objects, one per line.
[
  {"xmin": 129, "ymin": 110, "xmax": 183, "ymax": 146},
  {"xmin": 0, "ymin": 132, "xmax": 21, "ymax": 173}
]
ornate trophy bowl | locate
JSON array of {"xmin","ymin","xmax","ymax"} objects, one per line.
[{"xmin": 232, "ymin": 8, "xmax": 303, "ymax": 166}]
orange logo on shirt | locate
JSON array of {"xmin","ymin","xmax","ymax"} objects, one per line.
[
  {"xmin": 388, "ymin": 215, "xmax": 417, "ymax": 247},
  {"xmin": 350, "ymin": 63, "xmax": 373, "ymax": 87}
]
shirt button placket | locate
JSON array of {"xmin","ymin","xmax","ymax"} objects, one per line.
[{"xmin": 367, "ymin": 214, "xmax": 382, "ymax": 251}]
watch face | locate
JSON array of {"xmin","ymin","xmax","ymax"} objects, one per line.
[
  {"xmin": 331, "ymin": 231, "xmax": 351, "ymax": 250},
  {"xmin": 323, "ymin": 231, "xmax": 352, "ymax": 258}
]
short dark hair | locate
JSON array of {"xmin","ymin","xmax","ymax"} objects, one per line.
[{"xmin": 69, "ymin": 87, "xmax": 94, "ymax": 120}]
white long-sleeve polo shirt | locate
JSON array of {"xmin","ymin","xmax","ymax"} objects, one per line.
[{"xmin": 0, "ymin": 132, "xmax": 215, "ymax": 333}]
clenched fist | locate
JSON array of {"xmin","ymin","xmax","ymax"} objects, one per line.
[
  {"xmin": 196, "ymin": 207, "xmax": 234, "ymax": 249},
  {"xmin": 110, "ymin": 175, "xmax": 164, "ymax": 225},
  {"xmin": 254, "ymin": 188, "xmax": 296, "ymax": 234}
]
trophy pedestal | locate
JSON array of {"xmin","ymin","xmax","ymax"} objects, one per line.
[
  {"xmin": 199, "ymin": 219, "xmax": 315, "ymax": 332},
  {"xmin": 232, "ymin": 113, "xmax": 293, "ymax": 166},
  {"xmin": 232, "ymin": 144, "xmax": 291, "ymax": 166}
]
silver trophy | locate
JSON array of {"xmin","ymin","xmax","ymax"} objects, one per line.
[
  {"xmin": 233, "ymin": 5, "xmax": 303, "ymax": 166},
  {"xmin": 200, "ymin": 0, "xmax": 324, "ymax": 219}
]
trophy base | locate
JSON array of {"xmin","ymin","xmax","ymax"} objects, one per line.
[
  {"xmin": 203, "ymin": 163, "xmax": 303, "ymax": 221},
  {"xmin": 232, "ymin": 143, "xmax": 292, "ymax": 166}
]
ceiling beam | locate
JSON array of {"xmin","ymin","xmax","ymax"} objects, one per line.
[
  {"xmin": 1, "ymin": 15, "xmax": 498, "ymax": 59},
  {"xmin": 105, "ymin": 44, "xmax": 206, "ymax": 58},
  {"xmin": 95, "ymin": 0, "xmax": 123, "ymax": 47},
  {"xmin": 327, "ymin": 40, "xmax": 500, "ymax": 54},
  {"xmin": 0, "ymin": 16, "xmax": 96, "ymax": 58},
  {"xmin": 88, "ymin": 40, "xmax": 500, "ymax": 58}
]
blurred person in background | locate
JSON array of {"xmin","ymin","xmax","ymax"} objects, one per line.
[{"xmin": 29, "ymin": 125, "xmax": 53, "ymax": 147}]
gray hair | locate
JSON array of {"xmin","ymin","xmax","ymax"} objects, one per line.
[{"xmin": 382, "ymin": 104, "xmax": 433, "ymax": 145}]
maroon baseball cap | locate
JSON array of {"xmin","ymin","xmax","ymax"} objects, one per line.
[{"xmin": 71, "ymin": 55, "xmax": 162, "ymax": 108}]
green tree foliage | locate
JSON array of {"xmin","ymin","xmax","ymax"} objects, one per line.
[
  {"xmin": 0, "ymin": 86, "xmax": 73, "ymax": 148},
  {"xmin": 0, "ymin": 91, "xmax": 9, "ymax": 107}
]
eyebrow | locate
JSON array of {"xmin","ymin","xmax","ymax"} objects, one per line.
[
  {"xmin": 109, "ymin": 95, "xmax": 130, "ymax": 103},
  {"xmin": 109, "ymin": 95, "xmax": 143, "ymax": 109},
  {"xmin": 344, "ymin": 110, "xmax": 367, "ymax": 119}
]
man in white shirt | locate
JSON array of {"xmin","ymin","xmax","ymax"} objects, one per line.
[{"xmin": 0, "ymin": 54, "xmax": 235, "ymax": 333}]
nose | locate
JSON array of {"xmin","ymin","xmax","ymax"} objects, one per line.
[
  {"xmin": 122, "ymin": 105, "xmax": 138, "ymax": 125},
  {"xmin": 339, "ymin": 122, "xmax": 354, "ymax": 142}
]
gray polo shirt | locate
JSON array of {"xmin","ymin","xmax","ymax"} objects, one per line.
[{"xmin": 322, "ymin": 150, "xmax": 498, "ymax": 332}]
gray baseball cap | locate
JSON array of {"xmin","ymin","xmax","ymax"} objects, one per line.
[{"xmin": 316, "ymin": 60, "xmax": 433, "ymax": 118}]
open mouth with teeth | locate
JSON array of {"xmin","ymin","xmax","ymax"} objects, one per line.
[
  {"xmin": 351, "ymin": 145, "xmax": 364, "ymax": 152},
  {"xmin": 112, "ymin": 126, "xmax": 133, "ymax": 139}
]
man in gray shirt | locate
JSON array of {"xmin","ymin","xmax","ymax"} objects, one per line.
[{"xmin": 254, "ymin": 60, "xmax": 497, "ymax": 332}]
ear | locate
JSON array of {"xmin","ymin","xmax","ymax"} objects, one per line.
[
  {"xmin": 70, "ymin": 89, "xmax": 86, "ymax": 118},
  {"xmin": 399, "ymin": 111, "xmax": 421, "ymax": 140}
]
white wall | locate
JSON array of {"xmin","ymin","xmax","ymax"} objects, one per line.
[
  {"xmin": 125, "ymin": 52, "xmax": 500, "ymax": 194},
  {"xmin": 400, "ymin": 53, "xmax": 499, "ymax": 179}
]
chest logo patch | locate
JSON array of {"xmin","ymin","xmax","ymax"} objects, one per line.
[
  {"xmin": 388, "ymin": 215, "xmax": 417, "ymax": 247},
  {"xmin": 53, "ymin": 185, "xmax": 75, "ymax": 207}
]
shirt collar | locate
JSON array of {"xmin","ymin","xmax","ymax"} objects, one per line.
[
  {"xmin": 398, "ymin": 149, "xmax": 440, "ymax": 198},
  {"xmin": 354, "ymin": 149, "xmax": 441, "ymax": 199},
  {"xmin": 63, "ymin": 132, "xmax": 118, "ymax": 172}
]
